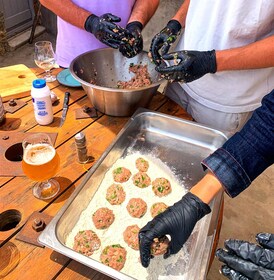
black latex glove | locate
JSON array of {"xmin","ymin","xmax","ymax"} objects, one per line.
[
  {"xmin": 216, "ymin": 233, "xmax": 274, "ymax": 280},
  {"xmin": 150, "ymin": 20, "xmax": 182, "ymax": 66},
  {"xmin": 119, "ymin": 21, "xmax": 143, "ymax": 58},
  {"xmin": 85, "ymin": 13, "xmax": 127, "ymax": 48},
  {"xmin": 156, "ymin": 50, "xmax": 217, "ymax": 83},
  {"xmin": 138, "ymin": 192, "xmax": 211, "ymax": 268}
]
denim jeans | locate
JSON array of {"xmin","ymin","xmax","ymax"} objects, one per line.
[{"xmin": 202, "ymin": 89, "xmax": 274, "ymax": 198}]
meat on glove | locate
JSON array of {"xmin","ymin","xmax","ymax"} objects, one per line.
[
  {"xmin": 138, "ymin": 192, "xmax": 211, "ymax": 268},
  {"xmin": 156, "ymin": 50, "xmax": 217, "ymax": 83},
  {"xmin": 85, "ymin": 13, "xmax": 127, "ymax": 49},
  {"xmin": 150, "ymin": 20, "xmax": 182, "ymax": 65},
  {"xmin": 119, "ymin": 21, "xmax": 143, "ymax": 58},
  {"xmin": 216, "ymin": 233, "xmax": 274, "ymax": 280}
]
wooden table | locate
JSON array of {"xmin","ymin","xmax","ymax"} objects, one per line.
[{"xmin": 0, "ymin": 67, "xmax": 196, "ymax": 279}]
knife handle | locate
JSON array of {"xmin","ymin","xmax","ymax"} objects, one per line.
[{"xmin": 64, "ymin": 92, "xmax": 70, "ymax": 108}]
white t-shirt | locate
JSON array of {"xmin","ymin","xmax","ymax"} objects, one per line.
[{"xmin": 175, "ymin": 0, "xmax": 274, "ymax": 113}]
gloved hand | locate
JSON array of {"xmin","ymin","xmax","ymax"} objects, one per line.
[
  {"xmin": 156, "ymin": 50, "xmax": 217, "ymax": 83},
  {"xmin": 150, "ymin": 20, "xmax": 182, "ymax": 65},
  {"xmin": 138, "ymin": 192, "xmax": 211, "ymax": 268},
  {"xmin": 85, "ymin": 13, "xmax": 127, "ymax": 48},
  {"xmin": 216, "ymin": 233, "xmax": 274, "ymax": 280},
  {"xmin": 119, "ymin": 21, "xmax": 143, "ymax": 58}
]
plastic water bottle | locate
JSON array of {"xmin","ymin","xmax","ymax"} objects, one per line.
[{"xmin": 31, "ymin": 79, "xmax": 53, "ymax": 125}]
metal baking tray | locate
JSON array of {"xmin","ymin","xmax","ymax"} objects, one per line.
[{"xmin": 39, "ymin": 109, "xmax": 228, "ymax": 280}]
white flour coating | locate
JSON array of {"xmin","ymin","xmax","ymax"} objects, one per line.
[{"xmin": 66, "ymin": 152, "xmax": 190, "ymax": 279}]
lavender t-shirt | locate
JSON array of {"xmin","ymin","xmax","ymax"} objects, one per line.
[{"xmin": 56, "ymin": 0, "xmax": 136, "ymax": 67}]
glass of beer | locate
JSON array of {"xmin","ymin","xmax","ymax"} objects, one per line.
[{"xmin": 22, "ymin": 133, "xmax": 60, "ymax": 200}]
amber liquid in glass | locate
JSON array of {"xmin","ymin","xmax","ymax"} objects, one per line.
[{"xmin": 22, "ymin": 143, "xmax": 60, "ymax": 182}]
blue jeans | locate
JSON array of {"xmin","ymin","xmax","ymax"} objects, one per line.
[{"xmin": 202, "ymin": 89, "xmax": 274, "ymax": 198}]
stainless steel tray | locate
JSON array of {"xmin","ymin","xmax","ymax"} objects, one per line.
[{"xmin": 39, "ymin": 109, "xmax": 228, "ymax": 280}]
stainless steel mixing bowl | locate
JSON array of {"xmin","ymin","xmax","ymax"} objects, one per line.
[{"xmin": 69, "ymin": 48, "xmax": 164, "ymax": 116}]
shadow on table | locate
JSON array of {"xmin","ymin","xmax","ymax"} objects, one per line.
[
  {"xmin": 54, "ymin": 176, "xmax": 76, "ymax": 203},
  {"xmin": 0, "ymin": 117, "xmax": 21, "ymax": 131}
]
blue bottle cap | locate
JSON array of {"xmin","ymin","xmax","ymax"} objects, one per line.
[{"xmin": 32, "ymin": 79, "xmax": 46, "ymax": 88}]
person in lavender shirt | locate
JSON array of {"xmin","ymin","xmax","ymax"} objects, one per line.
[{"xmin": 40, "ymin": 0, "xmax": 159, "ymax": 67}]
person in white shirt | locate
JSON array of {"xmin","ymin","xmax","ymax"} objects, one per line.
[{"xmin": 150, "ymin": 0, "xmax": 274, "ymax": 133}]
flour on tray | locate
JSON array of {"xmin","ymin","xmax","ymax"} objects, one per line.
[{"xmin": 65, "ymin": 152, "xmax": 190, "ymax": 280}]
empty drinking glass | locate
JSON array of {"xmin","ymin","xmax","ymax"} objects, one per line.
[{"xmin": 34, "ymin": 41, "xmax": 56, "ymax": 82}]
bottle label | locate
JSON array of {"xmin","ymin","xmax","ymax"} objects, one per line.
[
  {"xmin": 32, "ymin": 95, "xmax": 53, "ymax": 125},
  {"xmin": 36, "ymin": 100, "xmax": 46, "ymax": 110},
  {"xmin": 38, "ymin": 111, "xmax": 48, "ymax": 116}
]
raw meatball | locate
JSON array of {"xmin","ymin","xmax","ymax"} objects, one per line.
[
  {"xmin": 126, "ymin": 198, "xmax": 147, "ymax": 218},
  {"xmin": 150, "ymin": 202, "xmax": 168, "ymax": 218},
  {"xmin": 152, "ymin": 177, "xmax": 172, "ymax": 197},
  {"xmin": 100, "ymin": 244, "xmax": 127, "ymax": 271},
  {"xmin": 92, "ymin": 207, "xmax": 115, "ymax": 229},
  {"xmin": 113, "ymin": 167, "xmax": 131, "ymax": 183},
  {"xmin": 132, "ymin": 172, "xmax": 151, "ymax": 188},
  {"xmin": 73, "ymin": 230, "xmax": 101, "ymax": 256},
  {"xmin": 135, "ymin": 157, "xmax": 149, "ymax": 172},
  {"xmin": 106, "ymin": 184, "xmax": 126, "ymax": 205},
  {"xmin": 123, "ymin": 224, "xmax": 140, "ymax": 250},
  {"xmin": 151, "ymin": 236, "xmax": 169, "ymax": 256}
]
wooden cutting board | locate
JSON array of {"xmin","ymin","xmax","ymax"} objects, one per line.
[{"xmin": 0, "ymin": 64, "xmax": 37, "ymax": 102}]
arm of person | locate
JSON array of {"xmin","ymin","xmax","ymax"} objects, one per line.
[
  {"xmin": 190, "ymin": 171, "xmax": 223, "ymax": 204},
  {"xmin": 202, "ymin": 89, "xmax": 274, "ymax": 197},
  {"xmin": 149, "ymin": 0, "xmax": 190, "ymax": 65},
  {"xmin": 127, "ymin": 0, "xmax": 159, "ymax": 27},
  {"xmin": 40, "ymin": 0, "xmax": 89, "ymax": 29},
  {"xmin": 40, "ymin": 0, "xmax": 128, "ymax": 49},
  {"xmin": 216, "ymin": 35, "xmax": 274, "ymax": 71},
  {"xmin": 155, "ymin": 35, "xmax": 274, "ymax": 82},
  {"xmin": 192, "ymin": 90, "xmax": 274, "ymax": 202},
  {"xmin": 171, "ymin": 0, "xmax": 190, "ymax": 28}
]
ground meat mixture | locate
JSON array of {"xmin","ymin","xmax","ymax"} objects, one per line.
[
  {"xmin": 135, "ymin": 157, "xmax": 149, "ymax": 172},
  {"xmin": 100, "ymin": 244, "xmax": 127, "ymax": 271},
  {"xmin": 92, "ymin": 207, "xmax": 115, "ymax": 229},
  {"xmin": 73, "ymin": 230, "xmax": 101, "ymax": 256},
  {"xmin": 113, "ymin": 167, "xmax": 132, "ymax": 183},
  {"xmin": 132, "ymin": 172, "xmax": 151, "ymax": 188},
  {"xmin": 150, "ymin": 202, "xmax": 168, "ymax": 218},
  {"xmin": 152, "ymin": 177, "xmax": 172, "ymax": 197},
  {"xmin": 106, "ymin": 183, "xmax": 126, "ymax": 205},
  {"xmin": 151, "ymin": 236, "xmax": 169, "ymax": 256},
  {"xmin": 126, "ymin": 198, "xmax": 147, "ymax": 218},
  {"xmin": 123, "ymin": 224, "xmax": 140, "ymax": 250},
  {"xmin": 117, "ymin": 63, "xmax": 152, "ymax": 89}
]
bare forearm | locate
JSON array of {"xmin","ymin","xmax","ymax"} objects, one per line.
[
  {"xmin": 172, "ymin": 0, "xmax": 190, "ymax": 28},
  {"xmin": 40, "ymin": 0, "xmax": 90, "ymax": 29},
  {"xmin": 190, "ymin": 171, "xmax": 223, "ymax": 204},
  {"xmin": 216, "ymin": 35, "xmax": 274, "ymax": 71},
  {"xmin": 128, "ymin": 0, "xmax": 159, "ymax": 26}
]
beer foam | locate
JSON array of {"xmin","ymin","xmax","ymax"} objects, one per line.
[{"xmin": 23, "ymin": 143, "xmax": 55, "ymax": 165}]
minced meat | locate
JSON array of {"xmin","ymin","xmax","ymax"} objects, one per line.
[{"xmin": 117, "ymin": 63, "xmax": 152, "ymax": 89}]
